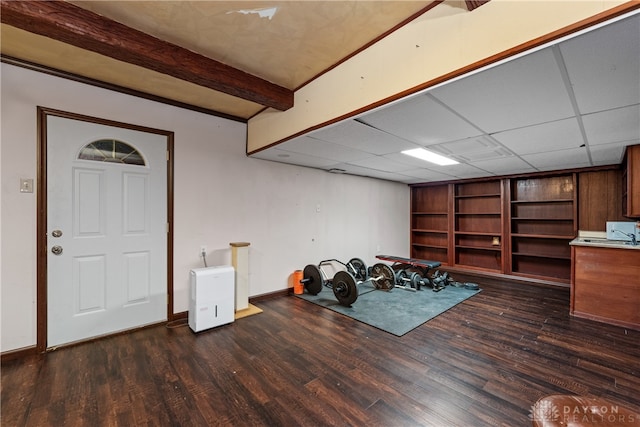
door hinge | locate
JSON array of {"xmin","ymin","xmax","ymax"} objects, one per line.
[{"xmin": 166, "ymin": 151, "xmax": 170, "ymax": 161}]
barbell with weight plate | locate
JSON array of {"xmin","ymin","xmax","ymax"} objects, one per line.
[
  {"xmin": 300, "ymin": 261, "xmax": 395, "ymax": 306},
  {"xmin": 331, "ymin": 262, "xmax": 395, "ymax": 306}
]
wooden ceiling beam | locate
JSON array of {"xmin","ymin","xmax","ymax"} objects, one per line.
[
  {"xmin": 0, "ymin": 0, "xmax": 294, "ymax": 111},
  {"xmin": 466, "ymin": 1, "xmax": 490, "ymax": 12}
]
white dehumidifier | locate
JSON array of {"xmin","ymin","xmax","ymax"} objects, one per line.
[{"xmin": 189, "ymin": 265, "xmax": 235, "ymax": 332}]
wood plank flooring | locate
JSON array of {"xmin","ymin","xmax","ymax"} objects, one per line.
[{"xmin": 2, "ymin": 276, "xmax": 639, "ymax": 426}]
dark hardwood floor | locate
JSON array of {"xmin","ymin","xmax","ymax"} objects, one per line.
[{"xmin": 2, "ymin": 276, "xmax": 639, "ymax": 426}]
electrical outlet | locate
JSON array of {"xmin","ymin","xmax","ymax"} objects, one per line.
[{"xmin": 200, "ymin": 246, "xmax": 207, "ymax": 257}]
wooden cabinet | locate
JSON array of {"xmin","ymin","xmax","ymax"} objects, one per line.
[
  {"xmin": 622, "ymin": 144, "xmax": 640, "ymax": 218},
  {"xmin": 508, "ymin": 174, "xmax": 577, "ymax": 283},
  {"xmin": 454, "ymin": 180, "xmax": 503, "ymax": 271},
  {"xmin": 571, "ymin": 244, "xmax": 640, "ymax": 330},
  {"xmin": 410, "ymin": 184, "xmax": 450, "ymax": 264}
]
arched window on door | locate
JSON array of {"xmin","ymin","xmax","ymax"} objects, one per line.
[{"xmin": 78, "ymin": 139, "xmax": 145, "ymax": 166}]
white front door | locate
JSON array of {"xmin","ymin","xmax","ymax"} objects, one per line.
[{"xmin": 47, "ymin": 115, "xmax": 167, "ymax": 347}]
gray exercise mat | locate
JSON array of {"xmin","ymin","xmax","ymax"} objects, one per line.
[{"xmin": 295, "ymin": 280, "xmax": 481, "ymax": 336}]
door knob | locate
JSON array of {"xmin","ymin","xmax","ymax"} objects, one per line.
[
  {"xmin": 51, "ymin": 245, "xmax": 63, "ymax": 255},
  {"xmin": 51, "ymin": 229, "xmax": 63, "ymax": 238}
]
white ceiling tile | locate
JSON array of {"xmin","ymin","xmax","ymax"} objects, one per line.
[
  {"xmin": 431, "ymin": 135, "xmax": 513, "ymax": 162},
  {"xmin": 431, "ymin": 48, "xmax": 575, "ymax": 133},
  {"xmin": 278, "ymin": 136, "xmax": 375, "ymax": 162},
  {"xmin": 400, "ymin": 168, "xmax": 458, "ymax": 181},
  {"xmin": 439, "ymin": 163, "xmax": 491, "ymax": 179},
  {"xmin": 582, "ymin": 104, "xmax": 640, "ymax": 145},
  {"xmin": 470, "ymin": 156, "xmax": 536, "ymax": 175},
  {"xmin": 358, "ymin": 93, "xmax": 482, "ymax": 145},
  {"xmin": 521, "ymin": 147, "xmax": 590, "ymax": 170},
  {"xmin": 308, "ymin": 120, "xmax": 420, "ymax": 154},
  {"xmin": 589, "ymin": 141, "xmax": 630, "ymax": 165},
  {"xmin": 327, "ymin": 163, "xmax": 413, "ymax": 182},
  {"xmin": 250, "ymin": 148, "xmax": 339, "ymax": 169},
  {"xmin": 491, "ymin": 118, "xmax": 584, "ymax": 155},
  {"xmin": 346, "ymin": 156, "xmax": 411, "ymax": 172},
  {"xmin": 560, "ymin": 14, "xmax": 640, "ymax": 114}
]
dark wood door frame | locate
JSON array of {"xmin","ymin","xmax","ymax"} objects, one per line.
[{"xmin": 36, "ymin": 106, "xmax": 175, "ymax": 353}]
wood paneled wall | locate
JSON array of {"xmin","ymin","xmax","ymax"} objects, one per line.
[{"xmin": 577, "ymin": 169, "xmax": 626, "ymax": 231}]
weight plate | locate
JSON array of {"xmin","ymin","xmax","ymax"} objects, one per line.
[
  {"xmin": 303, "ymin": 264, "xmax": 323, "ymax": 295},
  {"xmin": 370, "ymin": 263, "xmax": 395, "ymax": 291},
  {"xmin": 409, "ymin": 272, "xmax": 422, "ymax": 290},
  {"xmin": 395, "ymin": 269, "xmax": 408, "ymax": 286},
  {"xmin": 332, "ymin": 271, "xmax": 358, "ymax": 306},
  {"xmin": 347, "ymin": 257, "xmax": 368, "ymax": 281}
]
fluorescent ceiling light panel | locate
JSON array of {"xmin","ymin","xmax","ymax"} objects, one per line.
[{"xmin": 401, "ymin": 148, "xmax": 459, "ymax": 166}]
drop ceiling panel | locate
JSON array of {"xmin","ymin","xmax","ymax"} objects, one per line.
[
  {"xmin": 310, "ymin": 120, "xmax": 420, "ymax": 154},
  {"xmin": 327, "ymin": 163, "xmax": 416, "ymax": 182},
  {"xmin": 400, "ymin": 168, "xmax": 459, "ymax": 182},
  {"xmin": 470, "ymin": 156, "xmax": 536, "ymax": 175},
  {"xmin": 346, "ymin": 156, "xmax": 415, "ymax": 173},
  {"xmin": 251, "ymin": 148, "xmax": 338, "ymax": 169},
  {"xmin": 521, "ymin": 147, "xmax": 590, "ymax": 171},
  {"xmin": 430, "ymin": 135, "xmax": 513, "ymax": 162},
  {"xmin": 559, "ymin": 14, "xmax": 640, "ymax": 115},
  {"xmin": 582, "ymin": 104, "xmax": 640, "ymax": 146},
  {"xmin": 491, "ymin": 118, "xmax": 584, "ymax": 155},
  {"xmin": 358, "ymin": 94, "xmax": 482, "ymax": 146},
  {"xmin": 277, "ymin": 136, "xmax": 375, "ymax": 162},
  {"xmin": 435, "ymin": 163, "xmax": 490, "ymax": 179},
  {"xmin": 430, "ymin": 48, "xmax": 575, "ymax": 133},
  {"xmin": 589, "ymin": 141, "xmax": 629, "ymax": 165}
]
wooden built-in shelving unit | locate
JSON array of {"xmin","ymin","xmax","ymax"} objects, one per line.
[
  {"xmin": 453, "ymin": 180, "xmax": 503, "ymax": 272},
  {"xmin": 410, "ymin": 171, "xmax": 584, "ymax": 286},
  {"xmin": 410, "ymin": 184, "xmax": 449, "ymax": 263},
  {"xmin": 507, "ymin": 174, "xmax": 576, "ymax": 283}
]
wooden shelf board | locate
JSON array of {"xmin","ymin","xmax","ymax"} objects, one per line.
[
  {"xmin": 452, "ymin": 264, "xmax": 500, "ymax": 273},
  {"xmin": 456, "ymin": 245, "xmax": 501, "ymax": 252},
  {"xmin": 511, "ymin": 217, "xmax": 573, "ymax": 221},
  {"xmin": 412, "ymin": 243, "xmax": 448, "ymax": 249},
  {"xmin": 455, "ymin": 193, "xmax": 501, "ymax": 199},
  {"xmin": 412, "ymin": 212, "xmax": 448, "ymax": 215},
  {"xmin": 455, "ymin": 212, "xmax": 501, "ymax": 216},
  {"xmin": 511, "ymin": 199, "xmax": 574, "ymax": 204},
  {"xmin": 512, "ymin": 252, "xmax": 571, "ymax": 260},
  {"xmin": 412, "ymin": 229, "xmax": 448, "ymax": 234},
  {"xmin": 511, "ymin": 233, "xmax": 575, "ymax": 240},
  {"xmin": 455, "ymin": 231, "xmax": 502, "ymax": 236}
]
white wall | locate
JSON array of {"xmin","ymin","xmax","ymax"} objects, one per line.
[{"xmin": 0, "ymin": 63, "xmax": 410, "ymax": 352}]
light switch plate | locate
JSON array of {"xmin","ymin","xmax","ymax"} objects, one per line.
[{"xmin": 20, "ymin": 178, "xmax": 33, "ymax": 193}]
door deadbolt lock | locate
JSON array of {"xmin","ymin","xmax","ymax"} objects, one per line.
[
  {"xmin": 51, "ymin": 230, "xmax": 63, "ymax": 238},
  {"xmin": 51, "ymin": 245, "xmax": 63, "ymax": 255}
]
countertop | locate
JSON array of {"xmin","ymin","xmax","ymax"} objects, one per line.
[{"xmin": 570, "ymin": 237, "xmax": 640, "ymax": 250}]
